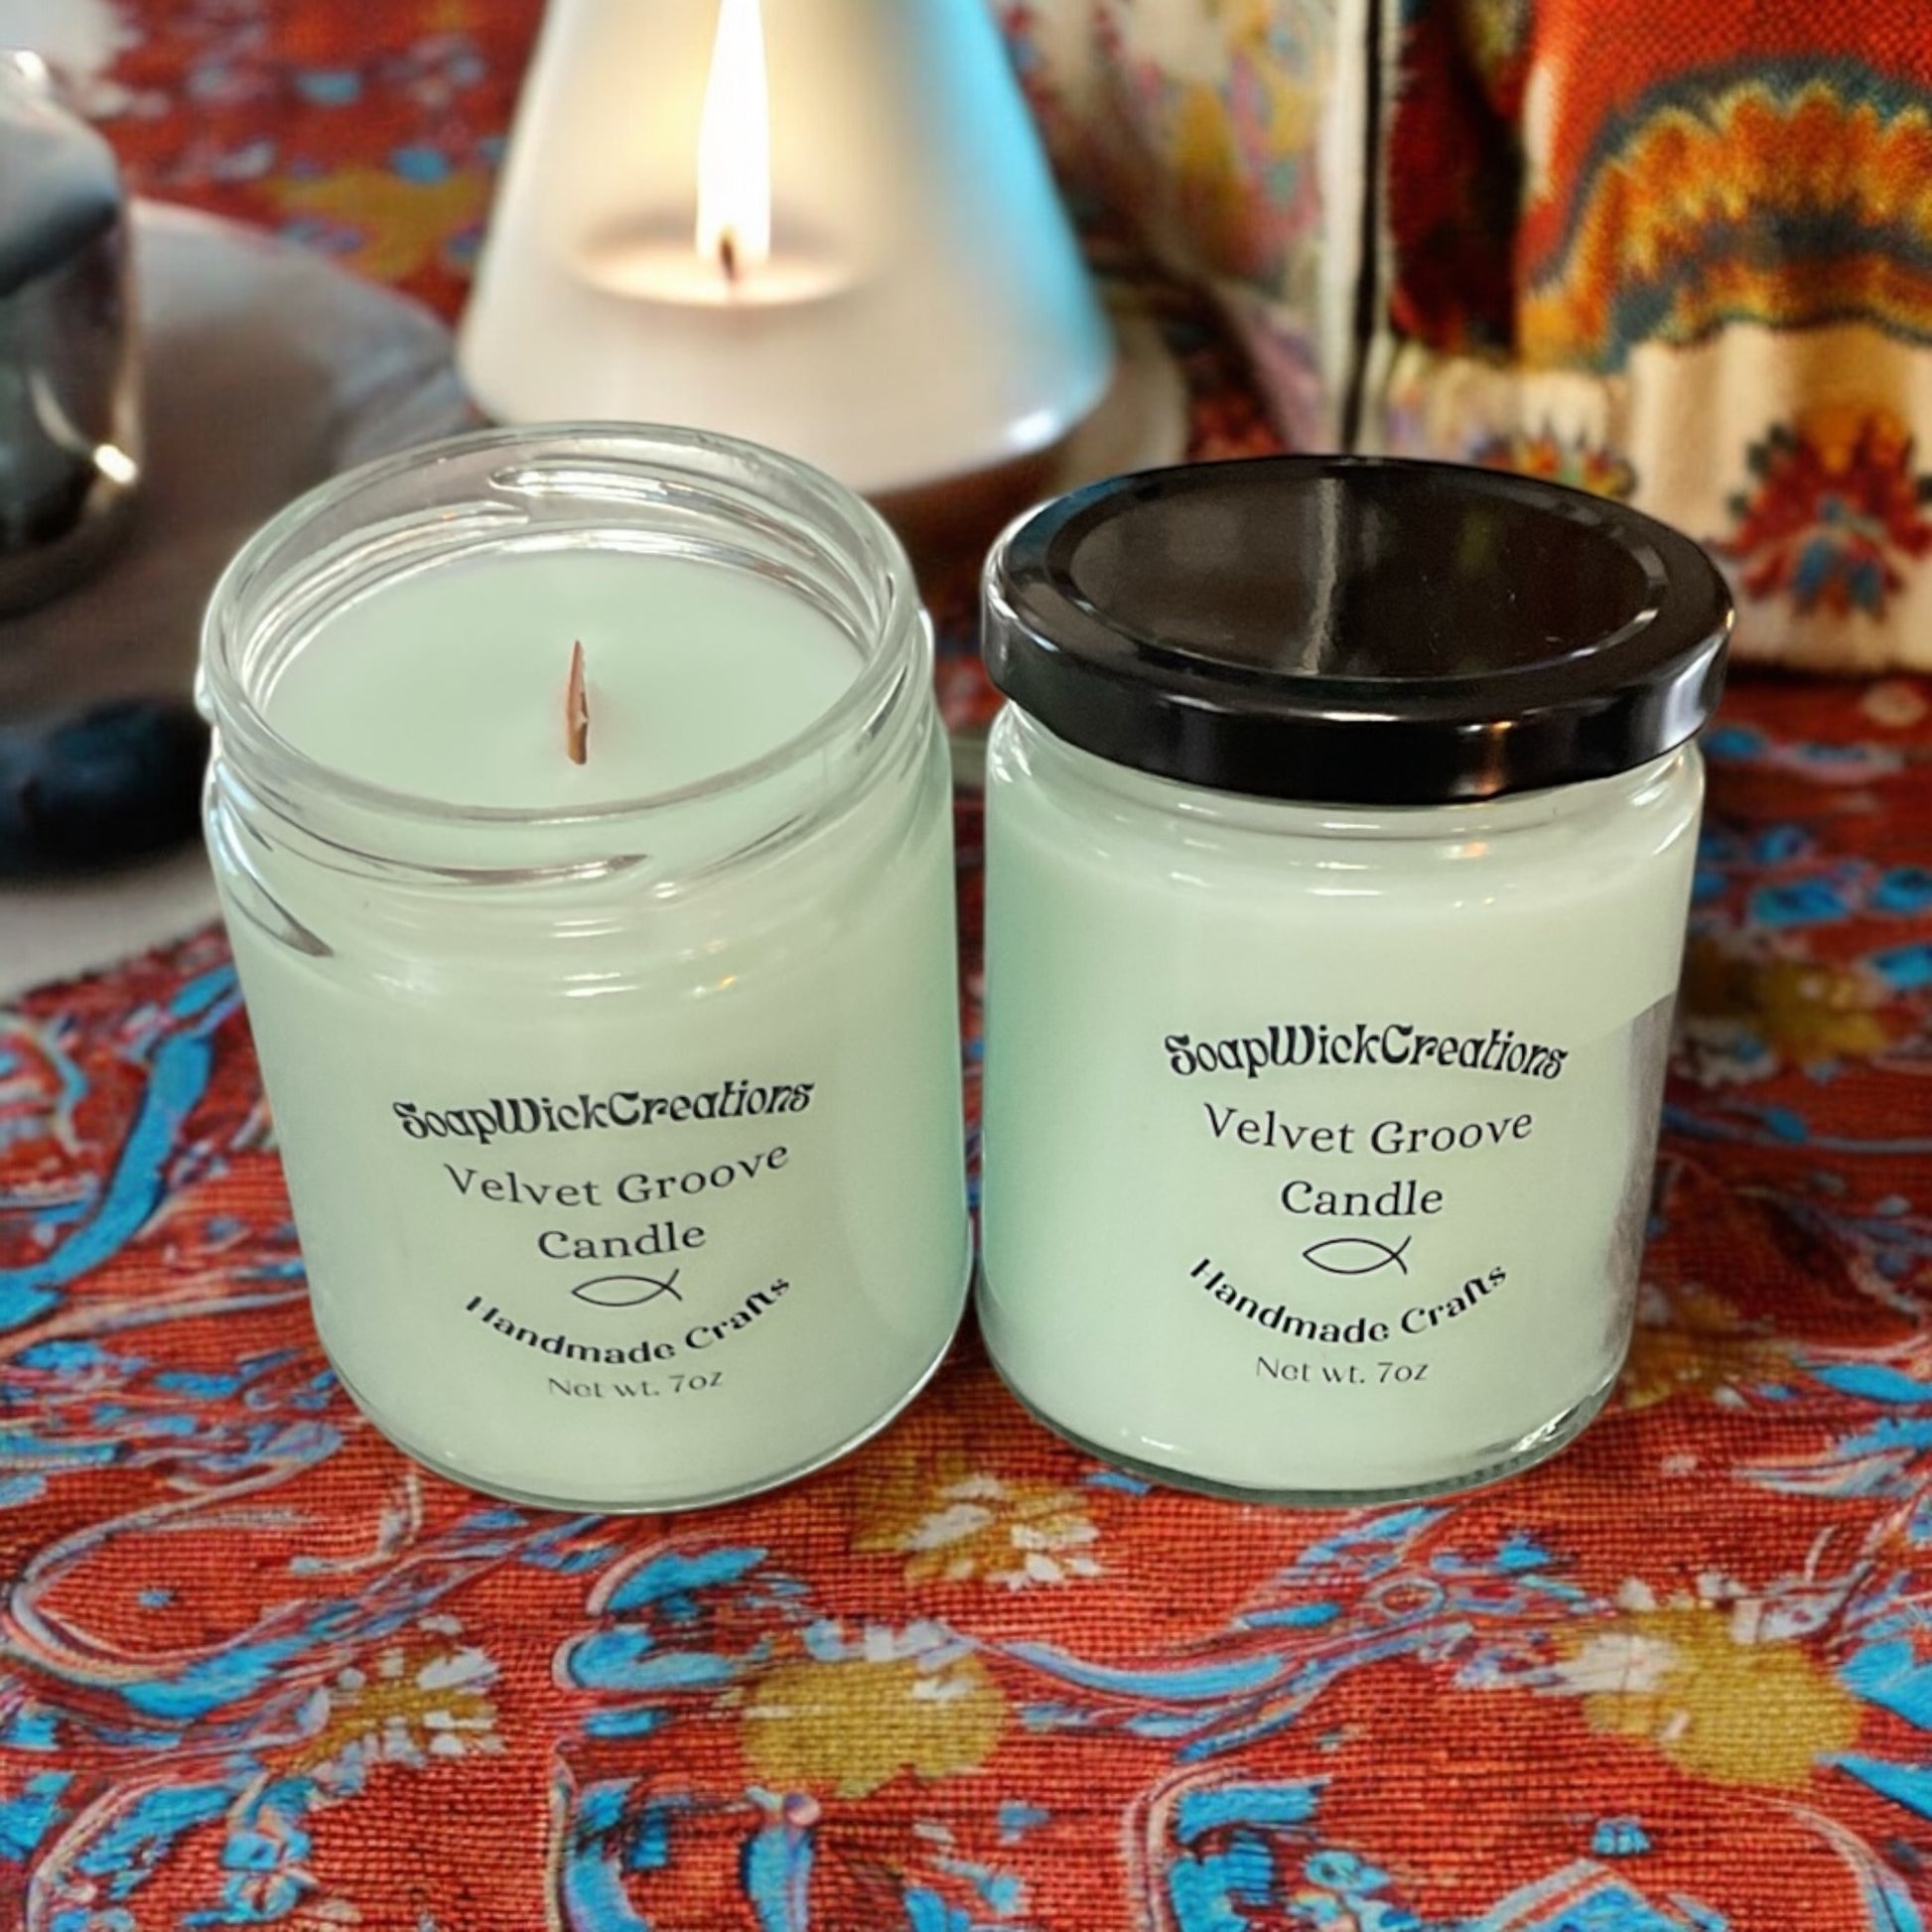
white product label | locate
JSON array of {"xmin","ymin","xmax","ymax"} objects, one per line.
[
  {"xmin": 980, "ymin": 991, "xmax": 1675, "ymax": 1496},
  {"xmin": 1157, "ymin": 1002, "xmax": 1671, "ymax": 1408},
  {"xmin": 387, "ymin": 1070, "xmax": 819, "ymax": 1392}
]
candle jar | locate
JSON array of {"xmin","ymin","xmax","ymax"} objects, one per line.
[
  {"xmin": 201, "ymin": 426, "xmax": 969, "ymax": 1511},
  {"xmin": 979, "ymin": 457, "xmax": 1729, "ymax": 1503}
]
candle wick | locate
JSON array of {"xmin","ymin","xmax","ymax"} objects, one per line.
[
  {"xmin": 719, "ymin": 229, "xmax": 740, "ymax": 287},
  {"xmin": 565, "ymin": 639, "xmax": 590, "ymax": 765}
]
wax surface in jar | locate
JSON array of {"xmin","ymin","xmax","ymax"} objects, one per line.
[{"xmin": 263, "ymin": 547, "xmax": 861, "ymax": 807}]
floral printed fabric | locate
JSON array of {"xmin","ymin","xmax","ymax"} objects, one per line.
[
  {"xmin": 8, "ymin": 727, "xmax": 1932, "ymax": 1927},
  {"xmin": 1375, "ymin": 0, "xmax": 1932, "ymax": 674},
  {"xmin": 1005, "ymin": 0, "xmax": 1364, "ymax": 451},
  {"xmin": 1012, "ymin": 0, "xmax": 1932, "ymax": 672},
  {"xmin": 3, "ymin": 2, "xmax": 1932, "ymax": 1926}
]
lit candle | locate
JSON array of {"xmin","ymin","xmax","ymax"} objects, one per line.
[
  {"xmin": 202, "ymin": 426, "xmax": 971, "ymax": 1511},
  {"xmin": 457, "ymin": 0, "xmax": 1114, "ymax": 493},
  {"xmin": 581, "ymin": 0, "xmax": 849, "ymax": 309},
  {"xmin": 695, "ymin": 0, "xmax": 770, "ymax": 280}
]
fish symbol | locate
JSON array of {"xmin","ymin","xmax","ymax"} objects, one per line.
[
  {"xmin": 572, "ymin": 1270, "xmax": 683, "ymax": 1309},
  {"xmin": 1302, "ymin": 1237, "xmax": 1410, "ymax": 1277}
]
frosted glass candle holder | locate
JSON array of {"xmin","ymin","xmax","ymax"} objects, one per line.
[{"xmin": 457, "ymin": 0, "xmax": 1114, "ymax": 496}]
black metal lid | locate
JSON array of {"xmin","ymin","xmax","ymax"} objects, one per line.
[{"xmin": 982, "ymin": 456, "xmax": 1732, "ymax": 806}]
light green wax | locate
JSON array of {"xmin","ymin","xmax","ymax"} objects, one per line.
[{"xmin": 266, "ymin": 547, "xmax": 860, "ymax": 807}]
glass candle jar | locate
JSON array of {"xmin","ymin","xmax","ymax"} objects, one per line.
[
  {"xmin": 201, "ymin": 425, "xmax": 970, "ymax": 1512},
  {"xmin": 978, "ymin": 457, "xmax": 1730, "ymax": 1503}
]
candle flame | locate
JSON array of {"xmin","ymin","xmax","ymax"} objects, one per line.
[{"xmin": 696, "ymin": 0, "xmax": 770, "ymax": 278}]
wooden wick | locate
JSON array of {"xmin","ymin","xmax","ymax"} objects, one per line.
[
  {"xmin": 719, "ymin": 229, "xmax": 740, "ymax": 287},
  {"xmin": 565, "ymin": 639, "xmax": 589, "ymax": 764}
]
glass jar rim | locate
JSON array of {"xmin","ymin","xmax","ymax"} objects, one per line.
[{"xmin": 199, "ymin": 422, "xmax": 924, "ymax": 836}]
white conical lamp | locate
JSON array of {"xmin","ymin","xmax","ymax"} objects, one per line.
[{"xmin": 458, "ymin": 0, "xmax": 1115, "ymax": 497}]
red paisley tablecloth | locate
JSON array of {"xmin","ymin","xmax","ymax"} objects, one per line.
[{"xmin": 5, "ymin": 6, "xmax": 1932, "ymax": 1928}]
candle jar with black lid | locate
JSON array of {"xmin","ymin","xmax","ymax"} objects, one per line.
[{"xmin": 978, "ymin": 457, "xmax": 1730, "ymax": 1503}]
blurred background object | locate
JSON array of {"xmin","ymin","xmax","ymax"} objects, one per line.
[
  {"xmin": 0, "ymin": 198, "xmax": 465, "ymax": 896},
  {"xmin": 1011, "ymin": 0, "xmax": 1932, "ymax": 672},
  {"xmin": 0, "ymin": 204, "xmax": 471, "ymax": 747},
  {"xmin": 1372, "ymin": 0, "xmax": 1932, "ymax": 675},
  {"xmin": 0, "ymin": 198, "xmax": 467, "ymax": 920},
  {"xmin": 0, "ymin": 49, "xmax": 140, "ymax": 617}
]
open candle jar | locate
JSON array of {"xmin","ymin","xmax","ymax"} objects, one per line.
[
  {"xmin": 201, "ymin": 425, "xmax": 969, "ymax": 1511},
  {"xmin": 979, "ymin": 458, "xmax": 1730, "ymax": 1504}
]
